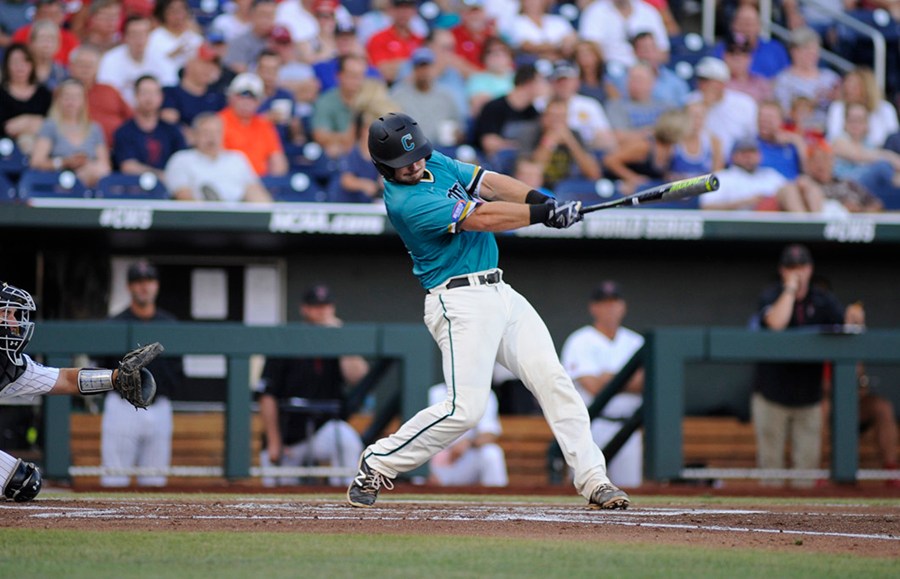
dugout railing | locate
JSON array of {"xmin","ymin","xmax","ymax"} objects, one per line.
[{"xmin": 23, "ymin": 323, "xmax": 900, "ymax": 484}]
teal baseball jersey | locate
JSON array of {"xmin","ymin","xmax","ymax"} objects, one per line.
[{"xmin": 384, "ymin": 151, "xmax": 498, "ymax": 290}]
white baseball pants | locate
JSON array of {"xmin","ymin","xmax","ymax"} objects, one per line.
[
  {"xmin": 365, "ymin": 276, "xmax": 612, "ymax": 500},
  {"xmin": 100, "ymin": 393, "xmax": 172, "ymax": 487}
]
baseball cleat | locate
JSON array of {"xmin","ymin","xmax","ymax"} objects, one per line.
[
  {"xmin": 589, "ymin": 483, "xmax": 630, "ymax": 510},
  {"xmin": 347, "ymin": 455, "xmax": 394, "ymax": 508}
]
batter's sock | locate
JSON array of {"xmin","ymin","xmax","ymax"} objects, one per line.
[{"xmin": 0, "ymin": 450, "xmax": 18, "ymax": 491}]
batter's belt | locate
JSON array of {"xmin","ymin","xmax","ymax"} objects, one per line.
[{"xmin": 427, "ymin": 269, "xmax": 503, "ymax": 294}]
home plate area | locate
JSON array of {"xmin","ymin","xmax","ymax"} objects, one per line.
[{"xmin": 2, "ymin": 497, "xmax": 897, "ymax": 557}]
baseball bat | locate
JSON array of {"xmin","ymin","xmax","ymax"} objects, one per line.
[{"xmin": 579, "ymin": 173, "xmax": 719, "ymax": 214}]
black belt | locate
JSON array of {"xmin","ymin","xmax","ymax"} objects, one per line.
[{"xmin": 428, "ymin": 270, "xmax": 502, "ymax": 293}]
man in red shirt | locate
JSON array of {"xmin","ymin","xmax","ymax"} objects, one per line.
[
  {"xmin": 450, "ymin": 0, "xmax": 496, "ymax": 76},
  {"xmin": 11, "ymin": 0, "xmax": 80, "ymax": 64},
  {"xmin": 365, "ymin": 0, "xmax": 422, "ymax": 85},
  {"xmin": 219, "ymin": 72, "xmax": 288, "ymax": 177}
]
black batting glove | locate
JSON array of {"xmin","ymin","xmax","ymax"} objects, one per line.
[{"xmin": 544, "ymin": 200, "xmax": 583, "ymax": 229}]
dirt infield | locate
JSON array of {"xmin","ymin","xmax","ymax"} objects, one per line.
[{"xmin": 2, "ymin": 491, "xmax": 898, "ymax": 559}]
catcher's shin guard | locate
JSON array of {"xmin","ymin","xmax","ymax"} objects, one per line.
[{"xmin": 3, "ymin": 459, "xmax": 42, "ymax": 502}]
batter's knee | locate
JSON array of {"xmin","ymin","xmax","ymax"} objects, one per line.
[{"xmin": 3, "ymin": 459, "xmax": 42, "ymax": 502}]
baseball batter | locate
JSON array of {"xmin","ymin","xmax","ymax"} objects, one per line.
[
  {"xmin": 346, "ymin": 112, "xmax": 629, "ymax": 509},
  {"xmin": 0, "ymin": 282, "xmax": 161, "ymax": 502}
]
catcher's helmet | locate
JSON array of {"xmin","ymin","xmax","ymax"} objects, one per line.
[
  {"xmin": 368, "ymin": 112, "xmax": 433, "ymax": 181},
  {"xmin": 0, "ymin": 282, "xmax": 35, "ymax": 366}
]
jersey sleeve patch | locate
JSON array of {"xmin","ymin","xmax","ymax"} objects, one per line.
[{"xmin": 447, "ymin": 199, "xmax": 481, "ymax": 234}]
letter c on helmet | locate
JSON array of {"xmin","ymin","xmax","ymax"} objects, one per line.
[{"xmin": 401, "ymin": 133, "xmax": 415, "ymax": 151}]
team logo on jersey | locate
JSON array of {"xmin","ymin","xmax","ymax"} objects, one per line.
[
  {"xmin": 447, "ymin": 182, "xmax": 467, "ymax": 200},
  {"xmin": 401, "ymin": 133, "xmax": 415, "ymax": 151}
]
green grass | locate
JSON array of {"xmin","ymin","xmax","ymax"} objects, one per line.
[{"xmin": 0, "ymin": 528, "xmax": 895, "ymax": 579}]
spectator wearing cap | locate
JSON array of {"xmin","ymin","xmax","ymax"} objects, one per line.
[
  {"xmin": 98, "ymin": 16, "xmax": 165, "ymax": 107},
  {"xmin": 219, "ymin": 72, "xmax": 288, "ymax": 176},
  {"xmin": 67, "ymin": 45, "xmax": 133, "ymax": 146},
  {"xmin": 145, "ymin": 0, "xmax": 203, "ymax": 87},
  {"xmin": 11, "ymin": 0, "xmax": 80, "ymax": 65},
  {"xmin": 772, "ymin": 27, "xmax": 840, "ymax": 134},
  {"xmin": 164, "ymin": 112, "xmax": 272, "ymax": 202},
  {"xmin": 450, "ymin": 0, "xmax": 497, "ymax": 77},
  {"xmin": 605, "ymin": 62, "xmax": 672, "ymax": 145},
  {"xmin": 501, "ymin": 0, "xmax": 577, "ymax": 62},
  {"xmin": 311, "ymin": 55, "xmax": 372, "ymax": 159},
  {"xmin": 396, "ymin": 28, "xmax": 468, "ymax": 122},
  {"xmin": 209, "ymin": 0, "xmax": 254, "ymax": 44},
  {"xmin": 79, "ymin": 0, "xmax": 123, "ymax": 54},
  {"xmin": 520, "ymin": 95, "xmax": 602, "ymax": 187},
  {"xmin": 390, "ymin": 47, "xmax": 465, "ymax": 146},
  {"xmin": 701, "ymin": 136, "xmax": 822, "ymax": 211},
  {"xmin": 750, "ymin": 244, "xmax": 847, "ymax": 487},
  {"xmin": 561, "ymin": 281, "xmax": 645, "ymax": 489},
  {"xmin": 101, "ymin": 259, "xmax": 183, "ymax": 489},
  {"xmin": 366, "ymin": 0, "xmax": 424, "ymax": 85},
  {"xmin": 608, "ymin": 31, "xmax": 690, "ymax": 109},
  {"xmin": 713, "ymin": 5, "xmax": 789, "ymax": 80},
  {"xmin": 255, "ymin": 50, "xmax": 305, "ymax": 146},
  {"xmin": 723, "ymin": 33, "xmax": 773, "ymax": 104},
  {"xmin": 113, "ymin": 75, "xmax": 187, "ymax": 182},
  {"xmin": 223, "ymin": 0, "xmax": 278, "ymax": 74},
  {"xmin": 465, "ymin": 36, "xmax": 515, "ymax": 118},
  {"xmin": 160, "ymin": 43, "xmax": 228, "ymax": 136},
  {"xmin": 256, "ymin": 283, "xmax": 368, "ymax": 487},
  {"xmin": 313, "ymin": 21, "xmax": 382, "ymax": 94},
  {"xmin": 688, "ymin": 56, "xmax": 757, "ymax": 155},
  {"xmin": 549, "ymin": 59, "xmax": 616, "ymax": 152},
  {"xmin": 578, "ymin": 0, "xmax": 670, "ymax": 69},
  {"xmin": 471, "ymin": 62, "xmax": 544, "ymax": 161}
]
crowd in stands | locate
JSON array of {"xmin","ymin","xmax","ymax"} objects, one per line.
[{"xmin": 1, "ymin": 0, "xmax": 900, "ymax": 209}]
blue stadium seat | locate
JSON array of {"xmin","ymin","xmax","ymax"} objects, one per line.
[
  {"xmin": 94, "ymin": 173, "xmax": 170, "ymax": 200},
  {"xmin": 0, "ymin": 172, "xmax": 16, "ymax": 202},
  {"xmin": 668, "ymin": 33, "xmax": 715, "ymax": 88},
  {"xmin": 326, "ymin": 176, "xmax": 377, "ymax": 204},
  {"xmin": 17, "ymin": 170, "xmax": 91, "ymax": 200},
  {"xmin": 264, "ymin": 173, "xmax": 328, "ymax": 202},
  {"xmin": 283, "ymin": 142, "xmax": 339, "ymax": 187},
  {"xmin": 554, "ymin": 178, "xmax": 619, "ymax": 204},
  {"xmin": 0, "ymin": 138, "xmax": 28, "ymax": 180}
]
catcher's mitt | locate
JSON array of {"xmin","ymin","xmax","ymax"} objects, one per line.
[{"xmin": 115, "ymin": 342, "xmax": 163, "ymax": 409}]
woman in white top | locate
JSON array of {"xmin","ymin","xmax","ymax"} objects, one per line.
[
  {"xmin": 146, "ymin": 0, "xmax": 203, "ymax": 87},
  {"xmin": 826, "ymin": 67, "xmax": 899, "ymax": 148},
  {"xmin": 502, "ymin": 0, "xmax": 576, "ymax": 61}
]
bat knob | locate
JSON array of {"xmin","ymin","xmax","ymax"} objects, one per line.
[{"xmin": 708, "ymin": 174, "xmax": 720, "ymax": 191}]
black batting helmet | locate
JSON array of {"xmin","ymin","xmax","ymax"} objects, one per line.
[
  {"xmin": 0, "ymin": 282, "xmax": 35, "ymax": 366},
  {"xmin": 368, "ymin": 112, "xmax": 433, "ymax": 181}
]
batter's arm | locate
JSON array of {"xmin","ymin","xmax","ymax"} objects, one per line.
[
  {"xmin": 458, "ymin": 201, "xmax": 532, "ymax": 232},
  {"xmin": 477, "ymin": 171, "xmax": 532, "ymax": 203}
]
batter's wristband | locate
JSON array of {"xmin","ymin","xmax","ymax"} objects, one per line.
[
  {"xmin": 525, "ymin": 189, "xmax": 552, "ymax": 204},
  {"xmin": 77, "ymin": 369, "xmax": 115, "ymax": 395},
  {"xmin": 529, "ymin": 203, "xmax": 552, "ymax": 225}
]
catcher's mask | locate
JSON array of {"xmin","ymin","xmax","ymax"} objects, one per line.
[
  {"xmin": 368, "ymin": 112, "xmax": 433, "ymax": 182},
  {"xmin": 0, "ymin": 282, "xmax": 36, "ymax": 366}
]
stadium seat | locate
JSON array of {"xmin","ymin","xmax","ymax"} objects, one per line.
[
  {"xmin": 668, "ymin": 33, "xmax": 715, "ymax": 87},
  {"xmin": 0, "ymin": 172, "xmax": 16, "ymax": 202},
  {"xmin": 264, "ymin": 173, "xmax": 328, "ymax": 202},
  {"xmin": 283, "ymin": 142, "xmax": 339, "ymax": 188},
  {"xmin": 0, "ymin": 138, "xmax": 28, "ymax": 180},
  {"xmin": 94, "ymin": 173, "xmax": 170, "ymax": 200},
  {"xmin": 554, "ymin": 178, "xmax": 618, "ymax": 204},
  {"xmin": 326, "ymin": 176, "xmax": 377, "ymax": 204},
  {"xmin": 17, "ymin": 170, "xmax": 91, "ymax": 200}
]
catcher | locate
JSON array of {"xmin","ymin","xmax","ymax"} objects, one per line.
[{"xmin": 0, "ymin": 281, "xmax": 162, "ymax": 502}]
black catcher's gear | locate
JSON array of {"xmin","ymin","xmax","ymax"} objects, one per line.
[
  {"xmin": 0, "ymin": 282, "xmax": 35, "ymax": 367},
  {"xmin": 3, "ymin": 459, "xmax": 42, "ymax": 502}
]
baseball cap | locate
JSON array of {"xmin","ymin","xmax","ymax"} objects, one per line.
[
  {"xmin": 206, "ymin": 29, "xmax": 226, "ymax": 44},
  {"xmin": 302, "ymin": 284, "xmax": 334, "ymax": 305},
  {"xmin": 590, "ymin": 280, "xmax": 623, "ymax": 302},
  {"xmin": 411, "ymin": 47, "xmax": 435, "ymax": 66},
  {"xmin": 780, "ymin": 244, "xmax": 813, "ymax": 267},
  {"xmin": 270, "ymin": 25, "xmax": 292, "ymax": 45},
  {"xmin": 196, "ymin": 43, "xmax": 219, "ymax": 62},
  {"xmin": 550, "ymin": 60, "xmax": 579, "ymax": 81},
  {"xmin": 732, "ymin": 136, "xmax": 760, "ymax": 152},
  {"xmin": 228, "ymin": 72, "xmax": 264, "ymax": 98},
  {"xmin": 127, "ymin": 261, "xmax": 158, "ymax": 283},
  {"xmin": 313, "ymin": 0, "xmax": 339, "ymax": 13},
  {"xmin": 335, "ymin": 21, "xmax": 357, "ymax": 35},
  {"xmin": 694, "ymin": 57, "xmax": 730, "ymax": 82}
]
